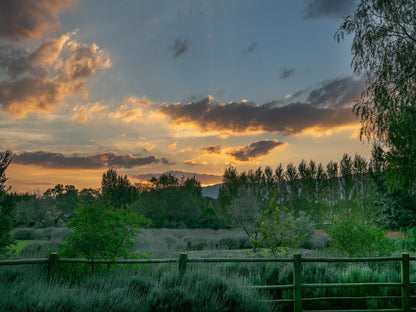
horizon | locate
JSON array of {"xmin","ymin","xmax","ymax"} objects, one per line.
[{"xmin": 0, "ymin": 0, "xmax": 372, "ymax": 194}]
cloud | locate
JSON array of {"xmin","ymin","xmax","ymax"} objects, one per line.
[
  {"xmin": 280, "ymin": 67, "xmax": 295, "ymax": 79},
  {"xmin": 132, "ymin": 170, "xmax": 222, "ymax": 185},
  {"xmin": 108, "ymin": 96, "xmax": 150, "ymax": 123},
  {"xmin": 70, "ymin": 102, "xmax": 107, "ymax": 123},
  {"xmin": 70, "ymin": 96, "xmax": 152, "ymax": 124},
  {"xmin": 168, "ymin": 142, "xmax": 178, "ymax": 150},
  {"xmin": 306, "ymin": 76, "xmax": 364, "ymax": 107},
  {"xmin": 0, "ymin": 32, "xmax": 111, "ymax": 117},
  {"xmin": 227, "ymin": 139, "xmax": 284, "ymax": 162},
  {"xmin": 302, "ymin": 0, "xmax": 356, "ymax": 20},
  {"xmin": 184, "ymin": 159, "xmax": 198, "ymax": 165},
  {"xmin": 0, "ymin": 0, "xmax": 74, "ymax": 41},
  {"xmin": 245, "ymin": 42, "xmax": 258, "ymax": 54},
  {"xmin": 14, "ymin": 151, "xmax": 162, "ymax": 169},
  {"xmin": 170, "ymin": 37, "xmax": 189, "ymax": 58},
  {"xmin": 201, "ymin": 145, "xmax": 221, "ymax": 154},
  {"xmin": 157, "ymin": 77, "xmax": 363, "ymax": 135}
]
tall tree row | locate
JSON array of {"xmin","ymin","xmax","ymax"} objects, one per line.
[{"xmin": 218, "ymin": 153, "xmax": 378, "ymax": 224}]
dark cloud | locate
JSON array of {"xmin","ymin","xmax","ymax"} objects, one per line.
[
  {"xmin": 132, "ymin": 171, "xmax": 222, "ymax": 185},
  {"xmin": 14, "ymin": 151, "xmax": 162, "ymax": 169},
  {"xmin": 228, "ymin": 140, "xmax": 284, "ymax": 162},
  {"xmin": 303, "ymin": 0, "xmax": 355, "ymax": 20},
  {"xmin": 280, "ymin": 67, "xmax": 295, "ymax": 79},
  {"xmin": 307, "ymin": 76, "xmax": 365, "ymax": 107},
  {"xmin": 0, "ymin": 32, "xmax": 110, "ymax": 116},
  {"xmin": 158, "ymin": 76, "xmax": 363, "ymax": 135},
  {"xmin": 245, "ymin": 42, "xmax": 258, "ymax": 54},
  {"xmin": 201, "ymin": 145, "xmax": 221, "ymax": 154},
  {"xmin": 0, "ymin": 0, "xmax": 74, "ymax": 41},
  {"xmin": 170, "ymin": 37, "xmax": 189, "ymax": 58}
]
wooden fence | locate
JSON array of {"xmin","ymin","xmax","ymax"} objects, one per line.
[{"xmin": 1, "ymin": 252, "xmax": 415, "ymax": 312}]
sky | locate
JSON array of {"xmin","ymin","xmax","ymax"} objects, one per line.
[{"xmin": 0, "ymin": 0, "xmax": 372, "ymax": 193}]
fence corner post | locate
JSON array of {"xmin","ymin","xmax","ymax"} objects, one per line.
[
  {"xmin": 179, "ymin": 253, "xmax": 188, "ymax": 278},
  {"xmin": 48, "ymin": 252, "xmax": 59, "ymax": 281},
  {"xmin": 293, "ymin": 253, "xmax": 302, "ymax": 312},
  {"xmin": 401, "ymin": 252, "xmax": 410, "ymax": 312}
]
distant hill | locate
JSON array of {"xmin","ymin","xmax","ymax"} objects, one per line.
[
  {"xmin": 132, "ymin": 170, "xmax": 222, "ymax": 186},
  {"xmin": 202, "ymin": 184, "xmax": 222, "ymax": 199}
]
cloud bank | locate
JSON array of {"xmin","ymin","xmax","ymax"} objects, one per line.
[
  {"xmin": 158, "ymin": 77, "xmax": 363, "ymax": 135},
  {"xmin": 14, "ymin": 151, "xmax": 164, "ymax": 169},
  {"xmin": 227, "ymin": 139, "xmax": 284, "ymax": 161}
]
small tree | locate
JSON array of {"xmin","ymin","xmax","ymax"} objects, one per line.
[
  {"xmin": 230, "ymin": 187, "xmax": 260, "ymax": 245},
  {"xmin": 251, "ymin": 193, "xmax": 310, "ymax": 253},
  {"xmin": 60, "ymin": 203, "xmax": 151, "ymax": 260}
]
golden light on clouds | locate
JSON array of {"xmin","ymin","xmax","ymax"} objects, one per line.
[
  {"xmin": 70, "ymin": 102, "xmax": 107, "ymax": 123},
  {"xmin": 0, "ymin": 31, "xmax": 111, "ymax": 117}
]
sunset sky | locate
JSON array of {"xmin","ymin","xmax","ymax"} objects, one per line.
[{"xmin": 1, "ymin": 0, "xmax": 371, "ymax": 193}]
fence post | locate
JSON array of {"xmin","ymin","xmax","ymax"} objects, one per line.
[
  {"xmin": 293, "ymin": 253, "xmax": 302, "ymax": 312},
  {"xmin": 179, "ymin": 253, "xmax": 188, "ymax": 278},
  {"xmin": 48, "ymin": 252, "xmax": 59, "ymax": 280},
  {"xmin": 401, "ymin": 252, "xmax": 410, "ymax": 312}
]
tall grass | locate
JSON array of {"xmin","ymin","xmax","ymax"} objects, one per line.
[{"xmin": 0, "ymin": 263, "xmax": 271, "ymax": 312}]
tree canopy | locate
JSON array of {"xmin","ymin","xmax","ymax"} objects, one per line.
[{"xmin": 336, "ymin": 0, "xmax": 416, "ymax": 194}]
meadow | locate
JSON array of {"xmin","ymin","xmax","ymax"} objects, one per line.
[{"xmin": 1, "ymin": 226, "xmax": 415, "ymax": 312}]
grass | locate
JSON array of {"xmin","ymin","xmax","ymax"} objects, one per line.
[
  {"xmin": 0, "ymin": 263, "xmax": 271, "ymax": 312},
  {"xmin": 10, "ymin": 240, "xmax": 31, "ymax": 255},
  {"xmin": 3, "ymin": 226, "xmax": 414, "ymax": 311}
]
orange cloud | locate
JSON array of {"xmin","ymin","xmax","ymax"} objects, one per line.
[
  {"xmin": 0, "ymin": 32, "xmax": 111, "ymax": 117},
  {"xmin": 70, "ymin": 102, "xmax": 108, "ymax": 123}
]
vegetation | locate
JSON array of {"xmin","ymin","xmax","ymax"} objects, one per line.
[
  {"xmin": 1, "ymin": 2, "xmax": 416, "ymax": 309},
  {"xmin": 0, "ymin": 150, "xmax": 14, "ymax": 257},
  {"xmin": 336, "ymin": 0, "xmax": 416, "ymax": 196},
  {"xmin": 328, "ymin": 218, "xmax": 396, "ymax": 257},
  {"xmin": 60, "ymin": 203, "xmax": 151, "ymax": 260}
]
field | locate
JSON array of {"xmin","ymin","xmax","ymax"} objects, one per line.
[{"xmin": 1, "ymin": 227, "xmax": 415, "ymax": 311}]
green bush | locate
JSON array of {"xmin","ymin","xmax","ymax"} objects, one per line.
[
  {"xmin": 60, "ymin": 203, "xmax": 151, "ymax": 260},
  {"xmin": 251, "ymin": 195, "xmax": 313, "ymax": 253},
  {"xmin": 328, "ymin": 219, "xmax": 396, "ymax": 257}
]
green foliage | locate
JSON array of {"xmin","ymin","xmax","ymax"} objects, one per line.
[
  {"xmin": 251, "ymin": 195, "xmax": 310, "ymax": 253},
  {"xmin": 400, "ymin": 227, "xmax": 416, "ymax": 251},
  {"xmin": 0, "ymin": 150, "xmax": 14, "ymax": 257},
  {"xmin": 328, "ymin": 219, "xmax": 396, "ymax": 257},
  {"xmin": 60, "ymin": 203, "xmax": 151, "ymax": 260},
  {"xmin": 336, "ymin": 0, "xmax": 416, "ymax": 196},
  {"xmin": 101, "ymin": 169, "xmax": 139, "ymax": 209},
  {"xmin": 193, "ymin": 206, "xmax": 229, "ymax": 230},
  {"xmin": 130, "ymin": 177, "xmax": 204, "ymax": 228},
  {"xmin": 0, "ymin": 208, "xmax": 15, "ymax": 256}
]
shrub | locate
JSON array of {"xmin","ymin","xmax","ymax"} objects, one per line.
[
  {"xmin": 328, "ymin": 219, "xmax": 396, "ymax": 257},
  {"xmin": 60, "ymin": 203, "xmax": 151, "ymax": 260},
  {"xmin": 251, "ymin": 195, "xmax": 312, "ymax": 253},
  {"xmin": 302, "ymin": 231, "xmax": 330, "ymax": 250}
]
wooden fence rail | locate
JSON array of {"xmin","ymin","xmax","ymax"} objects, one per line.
[{"xmin": 0, "ymin": 252, "xmax": 415, "ymax": 312}]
